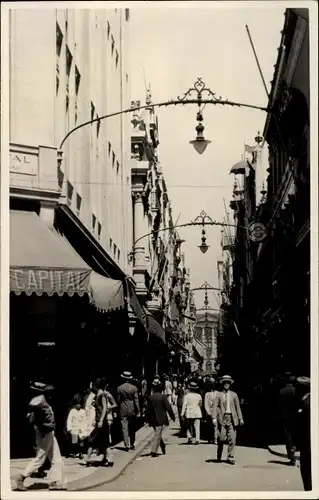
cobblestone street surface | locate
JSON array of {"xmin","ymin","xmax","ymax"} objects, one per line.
[{"xmin": 92, "ymin": 424, "xmax": 303, "ymax": 492}]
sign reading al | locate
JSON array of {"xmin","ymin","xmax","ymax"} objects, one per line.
[
  {"xmin": 10, "ymin": 152, "xmax": 38, "ymax": 176},
  {"xmin": 248, "ymin": 222, "xmax": 267, "ymax": 243}
]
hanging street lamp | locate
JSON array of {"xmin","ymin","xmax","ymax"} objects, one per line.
[{"xmin": 189, "ymin": 112, "xmax": 211, "ymax": 155}]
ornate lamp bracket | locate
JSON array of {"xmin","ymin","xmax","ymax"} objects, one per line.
[{"xmin": 176, "ymin": 77, "xmax": 231, "ymax": 106}]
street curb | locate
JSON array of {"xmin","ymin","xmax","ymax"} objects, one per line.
[
  {"xmin": 268, "ymin": 445, "xmax": 300, "ymax": 461},
  {"xmin": 67, "ymin": 424, "xmax": 155, "ymax": 491}
]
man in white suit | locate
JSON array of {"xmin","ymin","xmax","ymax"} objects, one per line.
[{"xmin": 212, "ymin": 375, "xmax": 243, "ymax": 465}]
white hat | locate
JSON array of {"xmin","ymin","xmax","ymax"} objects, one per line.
[{"xmin": 121, "ymin": 371, "xmax": 133, "ymax": 380}]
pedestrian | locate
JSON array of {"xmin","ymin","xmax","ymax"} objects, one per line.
[
  {"xmin": 181, "ymin": 381, "xmax": 202, "ymax": 445},
  {"xmin": 66, "ymin": 394, "xmax": 86, "ymax": 458},
  {"xmin": 278, "ymin": 372, "xmax": 298, "ymax": 466},
  {"xmin": 172, "ymin": 375, "xmax": 178, "ymax": 406},
  {"xmin": 295, "ymin": 376, "xmax": 311, "ymax": 491},
  {"xmin": 176, "ymin": 381, "xmax": 187, "ymax": 437},
  {"xmin": 140, "ymin": 378, "xmax": 148, "ymax": 417},
  {"xmin": 204, "ymin": 378, "xmax": 219, "ymax": 444},
  {"xmin": 145, "ymin": 380, "xmax": 175, "ymax": 458},
  {"xmin": 86, "ymin": 378, "xmax": 113, "ymax": 467},
  {"xmin": 117, "ymin": 371, "xmax": 140, "ymax": 452},
  {"xmin": 82, "ymin": 384, "xmax": 96, "ymax": 447},
  {"xmin": 15, "ymin": 382, "xmax": 66, "ymax": 491},
  {"xmin": 212, "ymin": 375, "xmax": 244, "ymax": 465},
  {"xmin": 164, "ymin": 375, "xmax": 173, "ymax": 405},
  {"xmin": 103, "ymin": 380, "xmax": 117, "ymax": 447}
]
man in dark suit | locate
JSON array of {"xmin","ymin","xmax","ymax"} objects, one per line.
[
  {"xmin": 278, "ymin": 372, "xmax": 298, "ymax": 466},
  {"xmin": 145, "ymin": 380, "xmax": 175, "ymax": 458},
  {"xmin": 212, "ymin": 375, "xmax": 243, "ymax": 465},
  {"xmin": 117, "ymin": 371, "xmax": 140, "ymax": 452}
]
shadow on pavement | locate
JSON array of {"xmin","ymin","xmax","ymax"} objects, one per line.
[
  {"xmin": 26, "ymin": 483, "xmax": 48, "ymax": 490},
  {"xmin": 268, "ymin": 459, "xmax": 294, "ymax": 466},
  {"xmin": 205, "ymin": 459, "xmax": 227, "ymax": 464}
]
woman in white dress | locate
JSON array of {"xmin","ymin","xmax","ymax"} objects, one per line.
[{"xmin": 181, "ymin": 381, "xmax": 202, "ymax": 445}]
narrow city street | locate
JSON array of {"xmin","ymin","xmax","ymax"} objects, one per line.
[{"xmin": 91, "ymin": 424, "xmax": 303, "ymax": 492}]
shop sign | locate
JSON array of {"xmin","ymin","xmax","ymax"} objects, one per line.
[
  {"xmin": 247, "ymin": 222, "xmax": 267, "ymax": 243},
  {"xmin": 10, "ymin": 152, "xmax": 38, "ymax": 176},
  {"xmin": 10, "ymin": 268, "xmax": 90, "ymax": 294}
]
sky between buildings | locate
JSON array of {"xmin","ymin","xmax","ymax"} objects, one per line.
[{"xmin": 129, "ymin": 3, "xmax": 285, "ymax": 309}]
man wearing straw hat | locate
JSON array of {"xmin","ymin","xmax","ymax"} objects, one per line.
[
  {"xmin": 117, "ymin": 371, "xmax": 140, "ymax": 452},
  {"xmin": 15, "ymin": 382, "xmax": 66, "ymax": 491},
  {"xmin": 212, "ymin": 375, "xmax": 243, "ymax": 465}
]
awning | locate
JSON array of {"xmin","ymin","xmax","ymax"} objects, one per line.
[
  {"xmin": 126, "ymin": 281, "xmax": 166, "ymax": 344},
  {"xmin": 10, "ymin": 210, "xmax": 124, "ymax": 312},
  {"xmin": 230, "ymin": 159, "xmax": 247, "ymax": 175},
  {"xmin": 168, "ymin": 333, "xmax": 188, "ymax": 353},
  {"xmin": 192, "ymin": 338, "xmax": 205, "ymax": 359}
]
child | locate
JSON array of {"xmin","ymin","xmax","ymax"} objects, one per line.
[{"xmin": 66, "ymin": 395, "xmax": 86, "ymax": 458}]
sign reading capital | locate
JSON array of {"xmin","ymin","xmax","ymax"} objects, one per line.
[{"xmin": 248, "ymin": 222, "xmax": 267, "ymax": 243}]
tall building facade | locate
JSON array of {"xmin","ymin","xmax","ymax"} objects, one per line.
[
  {"xmin": 10, "ymin": 8, "xmax": 132, "ymax": 272},
  {"xmin": 9, "ymin": 8, "xmax": 135, "ymax": 458},
  {"xmin": 130, "ymin": 96, "xmax": 195, "ymax": 376},
  {"xmin": 217, "ymin": 9, "xmax": 310, "ymax": 443}
]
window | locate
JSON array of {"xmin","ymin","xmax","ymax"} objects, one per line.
[
  {"xmin": 109, "ymin": 237, "xmax": 113, "ymax": 249},
  {"xmin": 75, "ymin": 66, "xmax": 81, "ymax": 94},
  {"xmin": 56, "ymin": 76, "xmax": 60, "ymax": 96},
  {"xmin": 115, "ymin": 50, "xmax": 119, "ymax": 67},
  {"xmin": 76, "ymin": 193, "xmax": 82, "ymax": 215},
  {"xmin": 66, "ymin": 94, "xmax": 69, "ymax": 113},
  {"xmin": 113, "ymin": 243, "xmax": 117, "ymax": 257},
  {"xmin": 112, "ymin": 151, "xmax": 116, "ymax": 167},
  {"xmin": 56, "ymin": 23, "xmax": 63, "ymax": 56},
  {"xmin": 92, "ymin": 214, "xmax": 97, "ymax": 232},
  {"xmin": 107, "ymin": 21, "xmax": 111, "ymax": 39},
  {"xmin": 126, "ymin": 73, "xmax": 129, "ymax": 83},
  {"xmin": 67, "ymin": 181, "xmax": 74, "ymax": 205},
  {"xmin": 91, "ymin": 102, "xmax": 95, "ymax": 121},
  {"xmin": 66, "ymin": 45, "xmax": 72, "ymax": 76},
  {"xmin": 116, "ymin": 160, "xmax": 120, "ymax": 173},
  {"xmin": 108, "ymin": 142, "xmax": 111, "ymax": 156},
  {"xmin": 111, "ymin": 36, "xmax": 115, "ymax": 55},
  {"xmin": 96, "ymin": 115, "xmax": 100, "ymax": 137},
  {"xmin": 117, "ymin": 249, "xmax": 121, "ymax": 261},
  {"xmin": 97, "ymin": 222, "xmax": 102, "ymax": 240},
  {"xmin": 125, "ymin": 9, "xmax": 130, "ymax": 21}
]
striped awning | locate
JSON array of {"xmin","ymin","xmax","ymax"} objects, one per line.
[{"xmin": 10, "ymin": 210, "xmax": 124, "ymax": 312}]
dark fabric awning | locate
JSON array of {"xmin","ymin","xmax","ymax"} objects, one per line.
[
  {"xmin": 127, "ymin": 281, "xmax": 166, "ymax": 344},
  {"xmin": 168, "ymin": 334, "xmax": 188, "ymax": 353},
  {"xmin": 10, "ymin": 210, "xmax": 124, "ymax": 312}
]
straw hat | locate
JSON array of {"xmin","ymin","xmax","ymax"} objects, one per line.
[
  {"xmin": 220, "ymin": 375, "xmax": 234, "ymax": 384},
  {"xmin": 121, "ymin": 371, "xmax": 133, "ymax": 380}
]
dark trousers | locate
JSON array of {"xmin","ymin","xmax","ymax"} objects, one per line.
[
  {"xmin": 283, "ymin": 420, "xmax": 296, "ymax": 461},
  {"xmin": 177, "ymin": 407, "xmax": 187, "ymax": 437},
  {"xmin": 300, "ymin": 446, "xmax": 312, "ymax": 491},
  {"xmin": 121, "ymin": 416, "xmax": 136, "ymax": 448}
]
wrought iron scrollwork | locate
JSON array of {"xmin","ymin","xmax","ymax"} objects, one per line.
[{"xmin": 177, "ymin": 77, "xmax": 230, "ymax": 104}]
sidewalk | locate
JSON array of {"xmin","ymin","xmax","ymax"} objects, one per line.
[{"xmin": 10, "ymin": 423, "xmax": 155, "ymax": 492}]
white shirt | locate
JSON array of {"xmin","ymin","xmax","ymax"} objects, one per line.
[
  {"xmin": 181, "ymin": 392, "xmax": 202, "ymax": 419},
  {"xmin": 164, "ymin": 380, "xmax": 173, "ymax": 395},
  {"xmin": 67, "ymin": 408, "xmax": 86, "ymax": 435},
  {"xmin": 223, "ymin": 391, "xmax": 231, "ymax": 413}
]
